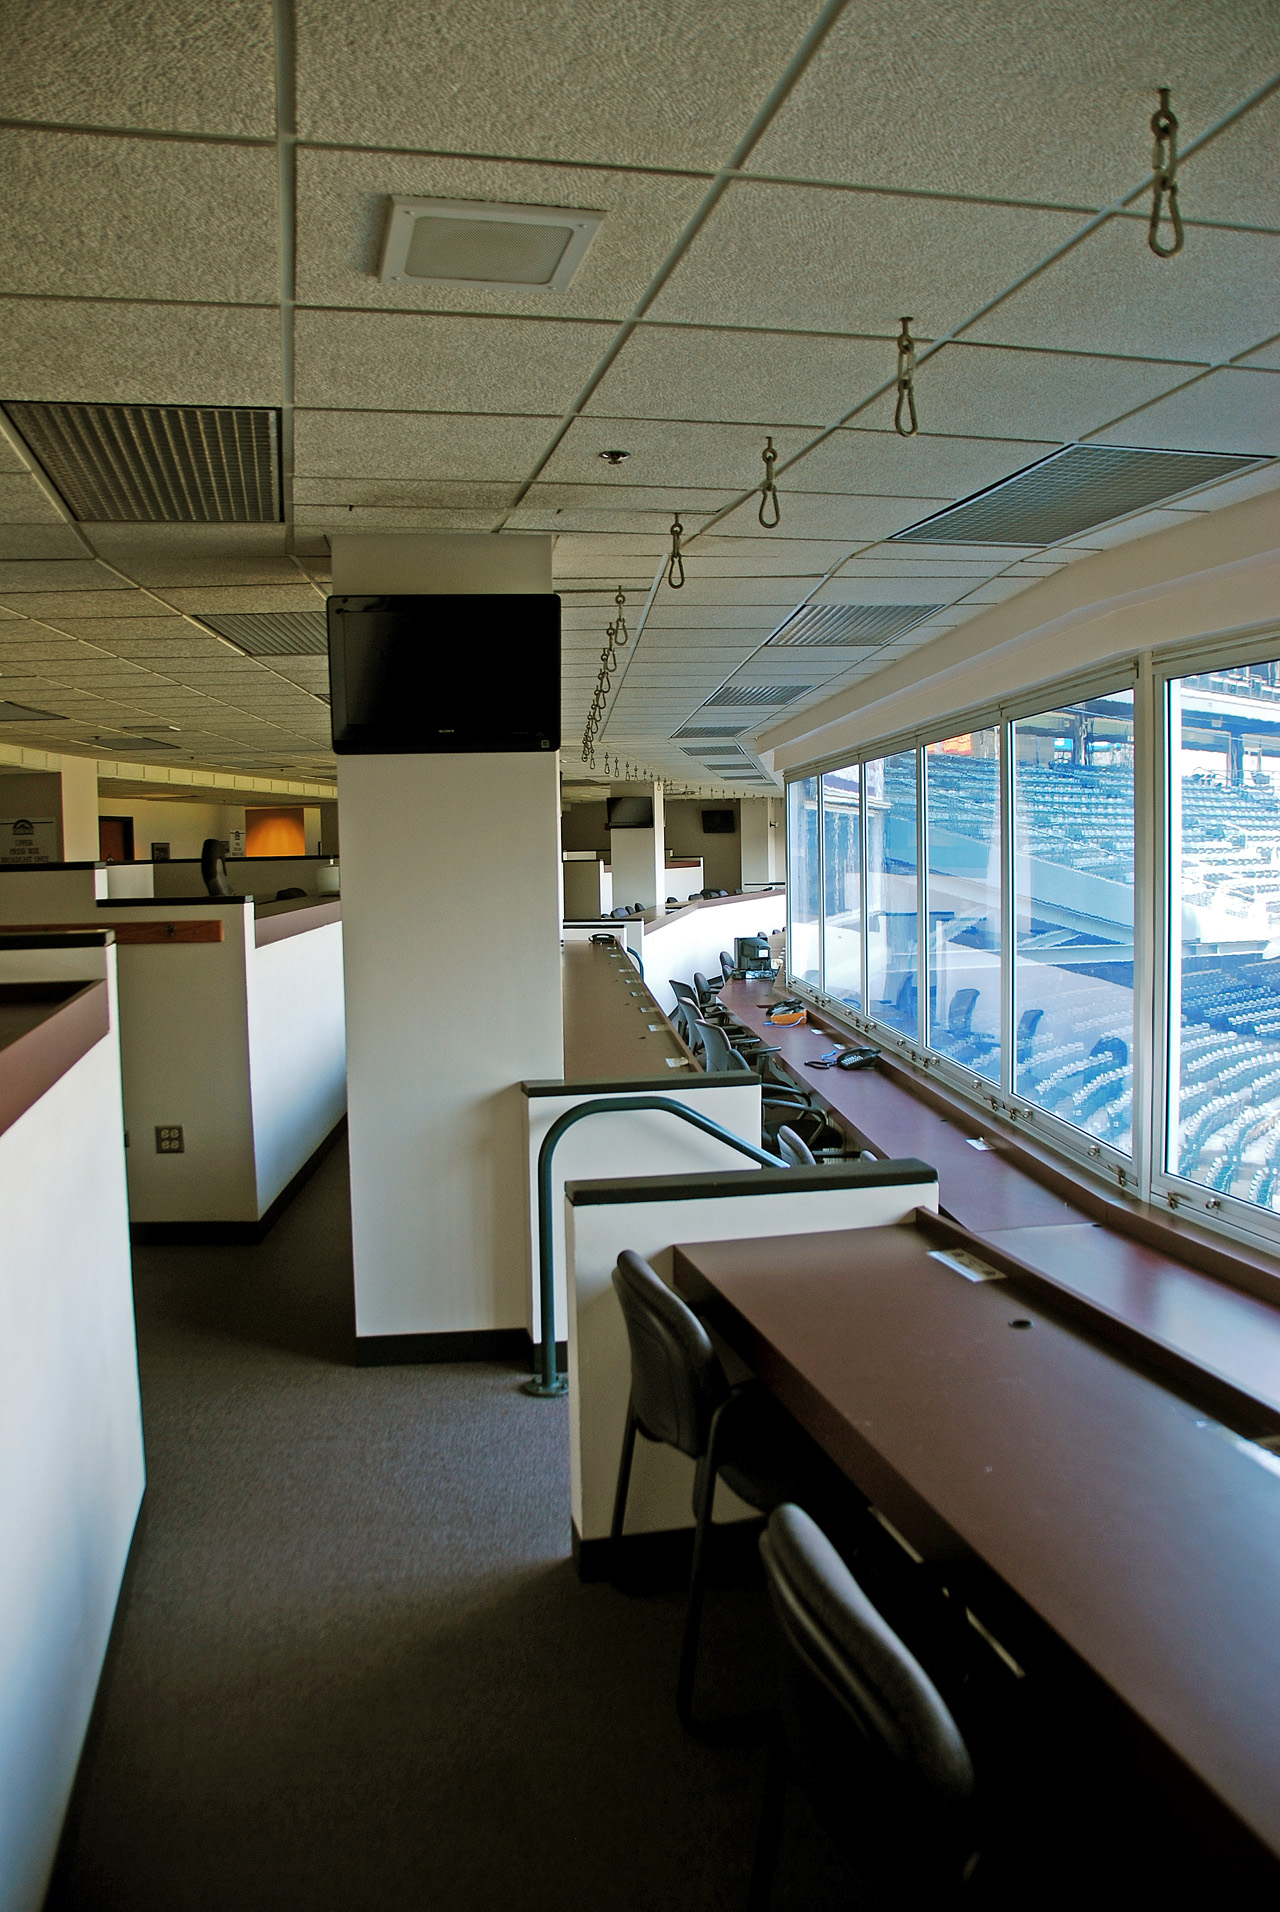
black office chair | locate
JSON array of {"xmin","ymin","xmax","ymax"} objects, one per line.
[
  {"xmin": 610, "ymin": 1251, "xmax": 846, "ymax": 1731},
  {"xmin": 693, "ymin": 970, "xmax": 720, "ymax": 1008},
  {"xmin": 200, "ymin": 837, "xmax": 236, "ymax": 898},
  {"xmin": 750, "ymin": 1504, "xmax": 980, "ymax": 1909},
  {"xmin": 274, "ymin": 886, "xmax": 307, "ymax": 900},
  {"xmin": 720, "ymin": 949, "xmax": 737, "ymax": 984}
]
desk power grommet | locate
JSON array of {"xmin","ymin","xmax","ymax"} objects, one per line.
[{"xmin": 1009, "ymin": 1318, "xmax": 1032, "ymax": 1330}]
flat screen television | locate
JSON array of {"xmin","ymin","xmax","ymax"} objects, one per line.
[
  {"xmin": 702, "ymin": 808, "xmax": 735, "ymax": 834},
  {"xmin": 327, "ymin": 594, "xmax": 560, "ymax": 754},
  {"xmin": 606, "ymin": 796, "xmax": 653, "ymax": 829}
]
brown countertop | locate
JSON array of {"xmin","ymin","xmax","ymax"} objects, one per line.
[{"xmin": 561, "ymin": 940, "xmax": 696, "ymax": 1081}]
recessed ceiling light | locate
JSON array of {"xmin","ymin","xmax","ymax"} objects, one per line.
[
  {"xmin": 379, "ymin": 197, "xmax": 603, "ymax": 291},
  {"xmin": 598, "ymin": 449, "xmax": 630, "ymax": 466},
  {"xmin": 120, "ymin": 723, "xmax": 180, "ymax": 732}
]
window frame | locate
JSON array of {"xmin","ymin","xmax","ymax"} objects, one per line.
[{"xmin": 785, "ymin": 631, "xmax": 1280, "ymax": 1255}]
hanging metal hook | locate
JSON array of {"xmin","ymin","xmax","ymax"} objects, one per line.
[
  {"xmin": 894, "ymin": 318, "xmax": 919, "ymax": 436},
  {"xmin": 666, "ymin": 514, "xmax": 685, "ymax": 589},
  {"xmin": 607, "ymin": 585, "xmax": 630, "ymax": 648},
  {"xmin": 1148, "ymin": 87, "xmax": 1184, "ymax": 258},
  {"xmin": 757, "ymin": 435, "xmax": 781, "ymax": 527}
]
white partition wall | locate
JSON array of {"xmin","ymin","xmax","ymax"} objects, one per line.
[
  {"xmin": 566, "ymin": 1164, "xmax": 939, "ymax": 1550},
  {"xmin": 334, "ymin": 532, "xmax": 564, "ymax": 1344},
  {"xmin": 607, "ymin": 780, "xmax": 665, "ymax": 909},
  {"xmin": 0, "ymin": 938, "xmax": 143, "ymax": 1912},
  {"xmin": 644, "ymin": 891, "xmax": 787, "ymax": 1014}
]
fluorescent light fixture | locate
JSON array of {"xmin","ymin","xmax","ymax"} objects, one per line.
[{"xmin": 379, "ymin": 197, "xmax": 603, "ymax": 291}]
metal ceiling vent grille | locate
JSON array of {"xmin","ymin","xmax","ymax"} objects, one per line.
[
  {"xmin": 768, "ymin": 603, "xmax": 944, "ymax": 647},
  {"xmin": 891, "ymin": 444, "xmax": 1261, "ymax": 547},
  {"xmin": 671, "ymin": 723, "xmax": 746, "ymax": 739},
  {"xmin": 681, "ymin": 741, "xmax": 749, "ymax": 760},
  {"xmin": 4, "ymin": 402, "xmax": 282, "ymax": 523},
  {"xmin": 704, "ymin": 683, "xmax": 813, "ymax": 707},
  {"xmin": 199, "ymin": 611, "xmax": 327, "ymax": 656}
]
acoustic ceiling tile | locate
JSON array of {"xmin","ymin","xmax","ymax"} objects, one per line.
[
  {"xmin": 909, "ymin": 343, "xmax": 1197, "ymax": 444},
  {"xmin": 293, "ymin": 504, "xmax": 498, "ymax": 530},
  {"xmin": 0, "ymin": 559, "xmax": 131, "ymax": 592},
  {"xmin": 1238, "ymin": 340, "xmax": 1280, "ymax": 371},
  {"xmin": 0, "ymin": 0, "xmax": 276, "ymax": 136},
  {"xmin": 967, "ymin": 217, "xmax": 1280, "ymax": 364},
  {"xmin": 1174, "ymin": 87, "xmax": 1280, "ymax": 232},
  {"xmin": 708, "ymin": 489, "xmax": 938, "ymax": 541},
  {"xmin": 87, "ymin": 554, "xmax": 305, "ymax": 591},
  {"xmin": 293, "ymin": 478, "xmax": 515, "ymax": 512},
  {"xmin": 0, "ymin": 474, "xmax": 64, "ymax": 524},
  {"xmin": 296, "ymin": 150, "xmax": 706, "ymax": 321},
  {"xmin": 293, "ymin": 310, "xmax": 614, "ymax": 414},
  {"xmin": 543, "ymin": 416, "xmax": 811, "ymax": 492},
  {"xmin": 1092, "ymin": 368, "xmax": 1280, "ymax": 457},
  {"xmin": 584, "ymin": 326, "xmax": 890, "ymax": 427},
  {"xmin": 0, "ymin": 300, "xmax": 282, "ymax": 409},
  {"xmin": 744, "ymin": 3, "xmax": 1280, "ymax": 208},
  {"xmin": 0, "ymin": 524, "xmax": 88, "ymax": 562},
  {"xmin": 295, "ymin": 0, "xmax": 821, "ymax": 167},
  {"xmin": 792, "ymin": 431, "xmax": 1061, "ymax": 504},
  {"xmin": 650, "ymin": 184, "xmax": 1083, "ymax": 337},
  {"xmin": 293, "ymin": 409, "xmax": 557, "ymax": 481},
  {"xmin": 0, "ymin": 132, "xmax": 279, "ymax": 303},
  {"xmin": 161, "ymin": 587, "xmax": 328, "ymax": 614}
]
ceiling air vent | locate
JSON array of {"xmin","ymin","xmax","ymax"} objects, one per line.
[
  {"xmin": 95, "ymin": 735, "xmax": 181, "ymax": 752},
  {"xmin": 891, "ymin": 444, "xmax": 1261, "ymax": 547},
  {"xmin": 704, "ymin": 683, "xmax": 813, "ymax": 707},
  {"xmin": 768, "ymin": 603, "xmax": 943, "ymax": 647},
  {"xmin": 3, "ymin": 402, "xmax": 282, "ymax": 523},
  {"xmin": 671, "ymin": 723, "xmax": 746, "ymax": 739},
  {"xmin": 0, "ymin": 701, "xmax": 65, "ymax": 722},
  {"xmin": 198, "ymin": 611, "xmax": 327, "ymax": 656},
  {"xmin": 681, "ymin": 742, "xmax": 749, "ymax": 759},
  {"xmin": 379, "ymin": 197, "xmax": 603, "ymax": 291}
]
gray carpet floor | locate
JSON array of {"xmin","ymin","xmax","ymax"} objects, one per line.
[{"xmin": 47, "ymin": 1140, "xmax": 857, "ymax": 1912}]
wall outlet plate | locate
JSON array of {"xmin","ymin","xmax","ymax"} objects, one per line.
[{"xmin": 155, "ymin": 1125, "xmax": 184, "ymax": 1154}]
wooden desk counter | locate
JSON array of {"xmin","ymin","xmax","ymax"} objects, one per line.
[
  {"xmin": 720, "ymin": 977, "xmax": 1280, "ymax": 1419},
  {"xmin": 673, "ymin": 1218, "xmax": 1280, "ymax": 1870},
  {"xmin": 561, "ymin": 939, "xmax": 695, "ymax": 1080}
]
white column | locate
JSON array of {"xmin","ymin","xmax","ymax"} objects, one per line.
[
  {"xmin": 740, "ymin": 796, "xmax": 786, "ymax": 887},
  {"xmin": 607, "ymin": 779, "xmax": 665, "ymax": 909},
  {"xmin": 332, "ymin": 533, "xmax": 564, "ymax": 1343},
  {"xmin": 58, "ymin": 755, "xmax": 100, "ymax": 861}
]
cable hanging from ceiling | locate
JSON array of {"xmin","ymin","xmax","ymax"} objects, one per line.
[
  {"xmin": 666, "ymin": 513, "xmax": 686, "ymax": 588},
  {"xmin": 1148, "ymin": 86, "xmax": 1184, "ymax": 258},
  {"xmin": 758, "ymin": 435, "xmax": 781, "ymax": 526},
  {"xmin": 894, "ymin": 318, "xmax": 919, "ymax": 436}
]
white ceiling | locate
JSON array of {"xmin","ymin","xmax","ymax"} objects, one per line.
[{"xmin": 0, "ymin": 0, "xmax": 1275, "ymax": 796}]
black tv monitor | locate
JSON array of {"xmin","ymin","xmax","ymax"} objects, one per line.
[
  {"xmin": 702, "ymin": 808, "xmax": 735, "ymax": 834},
  {"xmin": 607, "ymin": 796, "xmax": 654, "ymax": 829},
  {"xmin": 327, "ymin": 594, "xmax": 560, "ymax": 754}
]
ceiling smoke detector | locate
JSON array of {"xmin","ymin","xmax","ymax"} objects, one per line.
[
  {"xmin": 598, "ymin": 449, "xmax": 630, "ymax": 466},
  {"xmin": 379, "ymin": 197, "xmax": 603, "ymax": 291}
]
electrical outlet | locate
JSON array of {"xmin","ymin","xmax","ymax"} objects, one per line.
[{"xmin": 155, "ymin": 1125, "xmax": 184, "ymax": 1154}]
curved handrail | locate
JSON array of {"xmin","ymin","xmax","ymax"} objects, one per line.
[{"xmin": 526, "ymin": 1095, "xmax": 783, "ymax": 1396}]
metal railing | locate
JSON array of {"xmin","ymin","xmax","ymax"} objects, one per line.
[{"xmin": 526, "ymin": 1095, "xmax": 783, "ymax": 1397}]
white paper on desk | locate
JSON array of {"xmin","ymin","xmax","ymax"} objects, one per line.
[{"xmin": 929, "ymin": 1249, "xmax": 1006, "ymax": 1283}]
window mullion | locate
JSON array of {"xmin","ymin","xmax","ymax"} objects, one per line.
[
  {"xmin": 916, "ymin": 747, "xmax": 927, "ymax": 1049},
  {"xmin": 1132, "ymin": 657, "xmax": 1160, "ymax": 1203},
  {"xmin": 1000, "ymin": 720, "xmax": 1014, "ymax": 1097}
]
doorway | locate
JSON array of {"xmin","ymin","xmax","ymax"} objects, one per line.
[{"xmin": 99, "ymin": 815, "xmax": 135, "ymax": 862}]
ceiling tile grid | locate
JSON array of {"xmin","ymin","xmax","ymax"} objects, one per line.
[{"xmin": 0, "ymin": 3, "xmax": 1275, "ymax": 792}]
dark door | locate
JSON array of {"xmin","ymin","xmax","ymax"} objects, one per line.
[{"xmin": 99, "ymin": 815, "xmax": 134, "ymax": 862}]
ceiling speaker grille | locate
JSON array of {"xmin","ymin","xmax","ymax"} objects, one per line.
[
  {"xmin": 767, "ymin": 603, "xmax": 943, "ymax": 647},
  {"xmin": 4, "ymin": 402, "xmax": 282, "ymax": 522},
  {"xmin": 891, "ymin": 444, "xmax": 1260, "ymax": 547},
  {"xmin": 199, "ymin": 611, "xmax": 327, "ymax": 655},
  {"xmin": 704, "ymin": 683, "xmax": 813, "ymax": 707}
]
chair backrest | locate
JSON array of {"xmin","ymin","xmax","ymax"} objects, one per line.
[
  {"xmin": 776, "ymin": 1126, "xmax": 817, "ymax": 1167},
  {"xmin": 671, "ymin": 1001, "xmax": 704, "ymax": 1060},
  {"xmin": 200, "ymin": 838, "xmax": 235, "ymax": 898},
  {"xmin": 1015, "ymin": 1006, "xmax": 1043, "ymax": 1062},
  {"xmin": 719, "ymin": 949, "xmax": 736, "ymax": 982},
  {"xmin": 761, "ymin": 1504, "xmax": 976, "ymax": 1878},
  {"xmin": 670, "ymin": 979, "xmax": 700, "ymax": 1011},
  {"xmin": 696, "ymin": 1019, "xmax": 736, "ymax": 1072},
  {"xmin": 947, "ymin": 987, "xmax": 979, "ymax": 1037},
  {"xmin": 611, "ymin": 1249, "xmax": 726, "ymax": 1457},
  {"xmin": 693, "ymin": 970, "xmax": 717, "ymax": 1005}
]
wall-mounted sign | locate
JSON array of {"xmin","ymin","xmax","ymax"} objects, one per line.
[
  {"xmin": 0, "ymin": 816, "xmax": 58, "ymax": 864},
  {"xmin": 228, "ymin": 828, "xmax": 245, "ymax": 857}
]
